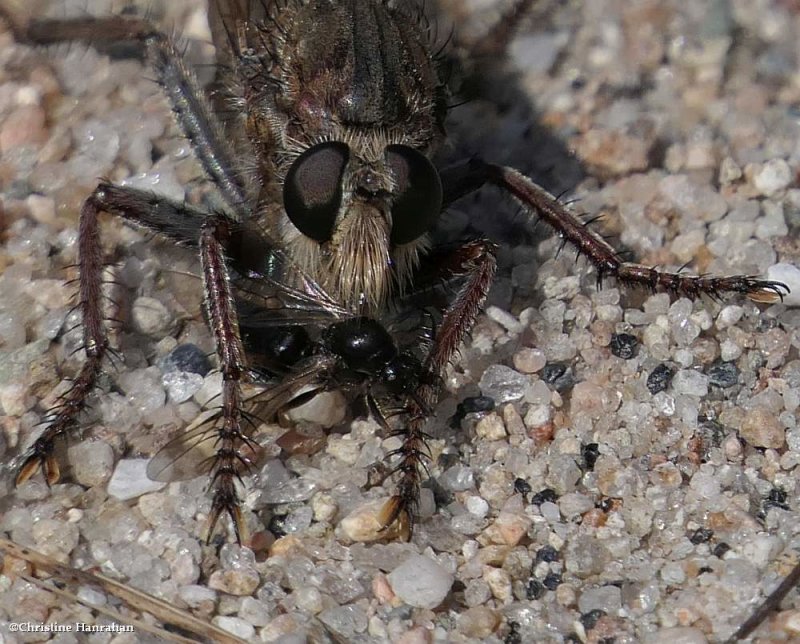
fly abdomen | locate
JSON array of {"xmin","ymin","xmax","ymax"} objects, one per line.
[{"xmin": 322, "ymin": 317, "xmax": 397, "ymax": 373}]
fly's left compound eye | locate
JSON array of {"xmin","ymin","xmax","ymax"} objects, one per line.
[
  {"xmin": 283, "ymin": 141, "xmax": 350, "ymax": 242},
  {"xmin": 386, "ymin": 145, "xmax": 442, "ymax": 245}
]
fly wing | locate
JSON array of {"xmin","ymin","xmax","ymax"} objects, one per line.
[
  {"xmin": 147, "ymin": 355, "xmax": 336, "ymax": 483},
  {"xmin": 208, "ymin": 0, "xmax": 269, "ymax": 65},
  {"xmin": 233, "ymin": 222, "xmax": 353, "ymax": 329}
]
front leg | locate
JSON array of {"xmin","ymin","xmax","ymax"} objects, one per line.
[
  {"xmin": 198, "ymin": 217, "xmax": 254, "ymax": 544},
  {"xmin": 380, "ymin": 240, "xmax": 498, "ymax": 537},
  {"xmin": 441, "ymin": 159, "xmax": 790, "ymax": 301},
  {"xmin": 16, "ymin": 183, "xmax": 253, "ymax": 542},
  {"xmin": 15, "ymin": 188, "xmax": 109, "ymax": 485},
  {"xmin": 15, "ymin": 182, "xmax": 211, "ymax": 482}
]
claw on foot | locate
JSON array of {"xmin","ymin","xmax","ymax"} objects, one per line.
[
  {"xmin": 747, "ymin": 280, "xmax": 790, "ymax": 304},
  {"xmin": 204, "ymin": 495, "xmax": 249, "ymax": 546},
  {"xmin": 15, "ymin": 450, "xmax": 60, "ymax": 487},
  {"xmin": 378, "ymin": 495, "xmax": 412, "ymax": 542}
]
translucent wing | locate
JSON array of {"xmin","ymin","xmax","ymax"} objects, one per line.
[
  {"xmin": 147, "ymin": 355, "xmax": 336, "ymax": 483},
  {"xmin": 231, "ymin": 220, "xmax": 354, "ymax": 330}
]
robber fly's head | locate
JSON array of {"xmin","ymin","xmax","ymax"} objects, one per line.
[
  {"xmin": 248, "ymin": 0, "xmax": 448, "ymax": 313},
  {"xmin": 280, "ymin": 132, "xmax": 442, "ymax": 309}
]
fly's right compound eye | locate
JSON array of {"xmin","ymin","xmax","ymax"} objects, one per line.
[
  {"xmin": 283, "ymin": 141, "xmax": 350, "ymax": 242},
  {"xmin": 386, "ymin": 144, "xmax": 442, "ymax": 246}
]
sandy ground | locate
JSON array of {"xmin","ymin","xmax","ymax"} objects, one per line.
[{"xmin": 1, "ymin": 0, "xmax": 800, "ymax": 642}]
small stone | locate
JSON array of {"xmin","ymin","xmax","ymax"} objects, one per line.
[
  {"xmin": 475, "ymin": 413, "xmax": 507, "ymax": 440},
  {"xmin": 571, "ymin": 382, "xmax": 619, "ymax": 417},
  {"xmin": 707, "ymin": 361, "xmax": 739, "ymax": 388},
  {"xmin": 162, "ymin": 370, "xmax": 204, "ymax": 404},
  {"xmin": 208, "ymin": 551, "xmax": 260, "ymax": 596},
  {"xmin": 753, "ymin": 159, "xmax": 792, "ymax": 196},
  {"xmin": 387, "ymin": 554, "xmax": 454, "ymax": 609},
  {"xmin": 31, "ymin": 518, "xmax": 79, "ymax": 558},
  {"xmin": 239, "ymin": 597, "xmax": 273, "ymax": 626},
  {"xmin": 0, "ymin": 381, "xmax": 28, "ymax": 416},
  {"xmin": 559, "ymin": 492, "xmax": 594, "ymax": 519},
  {"xmin": 483, "ymin": 567, "xmax": 512, "ymax": 601},
  {"xmin": 339, "ymin": 498, "xmax": 404, "ymax": 542},
  {"xmin": 671, "ymin": 370, "xmax": 709, "ymax": 397},
  {"xmin": 465, "ymin": 495, "xmax": 490, "ymax": 518},
  {"xmin": 486, "ymin": 306, "xmax": 523, "ymax": 333},
  {"xmin": 318, "ymin": 605, "xmax": 368, "ymax": 638},
  {"xmin": 131, "ymin": 296, "xmax": 172, "ymax": 336},
  {"xmin": 107, "ymin": 459, "xmax": 166, "ymax": 501},
  {"xmin": 457, "ymin": 606, "xmax": 501, "ymax": 638},
  {"xmin": 766, "ymin": 263, "xmax": 800, "ymax": 307},
  {"xmin": 213, "ymin": 616, "xmax": 255, "ymax": 640},
  {"xmin": 288, "ymin": 390, "xmax": 347, "ymax": 427},
  {"xmin": 740, "ymin": 407, "xmax": 785, "ymax": 448},
  {"xmin": 642, "ymin": 626, "xmax": 708, "ymax": 644},
  {"xmin": 479, "ymin": 365, "xmax": 530, "ymax": 403},
  {"xmin": 439, "ymin": 465, "xmax": 475, "ymax": 492},
  {"xmin": 541, "ymin": 362, "xmax": 574, "ymax": 391},
  {"xmin": 716, "ymin": 305, "xmax": 744, "ymax": 329},
  {"xmin": 610, "ymin": 333, "xmax": 638, "ymax": 359},
  {"xmin": 0, "ymin": 105, "xmax": 47, "ymax": 153},
  {"xmin": 564, "ymin": 535, "xmax": 611, "ymax": 578},
  {"xmin": 69, "ymin": 440, "xmax": 114, "ymax": 487},
  {"xmin": 647, "ymin": 364, "xmax": 675, "ymax": 394},
  {"xmin": 577, "ymin": 585, "xmax": 622, "ymax": 614},
  {"xmin": 556, "ymin": 583, "xmax": 577, "ymax": 607},
  {"xmin": 719, "ymin": 157, "xmax": 742, "ymax": 184},
  {"xmin": 159, "ymin": 343, "xmax": 212, "ymax": 376},
  {"xmin": 483, "ymin": 512, "xmax": 532, "ymax": 547},
  {"xmin": 513, "ymin": 347, "xmax": 546, "ymax": 373}
]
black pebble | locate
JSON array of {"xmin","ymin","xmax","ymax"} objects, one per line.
[
  {"xmin": 610, "ymin": 332, "xmax": 639, "ymax": 359},
  {"xmin": 459, "ymin": 395, "xmax": 496, "ymax": 415},
  {"xmin": 526, "ymin": 579, "xmax": 546, "ymax": 600},
  {"xmin": 580, "ymin": 609, "xmax": 606, "ymax": 631},
  {"xmin": 542, "ymin": 571, "xmax": 562, "ymax": 590},
  {"xmin": 712, "ymin": 542, "xmax": 730, "ymax": 558},
  {"xmin": 161, "ymin": 343, "xmax": 212, "ymax": 376},
  {"xmin": 535, "ymin": 545, "xmax": 559, "ymax": 563},
  {"xmin": 689, "ymin": 527, "xmax": 714, "ymax": 544},
  {"xmin": 707, "ymin": 360, "xmax": 739, "ymax": 388},
  {"xmin": 582, "ymin": 443, "xmax": 600, "ymax": 471},
  {"xmin": 647, "ymin": 363, "xmax": 674, "ymax": 394},
  {"xmin": 514, "ymin": 478, "xmax": 532, "ymax": 497},
  {"xmin": 531, "ymin": 488, "xmax": 559, "ymax": 505},
  {"xmin": 541, "ymin": 362, "xmax": 575, "ymax": 392}
]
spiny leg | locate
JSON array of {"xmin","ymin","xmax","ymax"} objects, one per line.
[
  {"xmin": 442, "ymin": 159, "xmax": 789, "ymax": 301},
  {"xmin": 198, "ymin": 216, "xmax": 259, "ymax": 545},
  {"xmin": 15, "ymin": 183, "xmax": 206, "ymax": 483},
  {"xmin": 16, "ymin": 191, "xmax": 108, "ymax": 485},
  {"xmin": 380, "ymin": 240, "xmax": 498, "ymax": 538},
  {"xmin": 16, "ymin": 182, "xmax": 255, "ymax": 542}
]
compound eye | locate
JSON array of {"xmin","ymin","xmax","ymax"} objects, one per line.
[
  {"xmin": 386, "ymin": 144, "xmax": 442, "ymax": 245},
  {"xmin": 283, "ymin": 142, "xmax": 350, "ymax": 242}
]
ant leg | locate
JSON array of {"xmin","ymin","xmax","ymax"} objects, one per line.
[
  {"xmin": 441, "ymin": 159, "xmax": 790, "ymax": 302},
  {"xmin": 5, "ymin": 11, "xmax": 252, "ymax": 216},
  {"xmin": 381, "ymin": 240, "xmax": 498, "ymax": 538}
]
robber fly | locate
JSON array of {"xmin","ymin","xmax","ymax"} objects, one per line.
[{"xmin": 2, "ymin": 0, "xmax": 789, "ymax": 557}]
